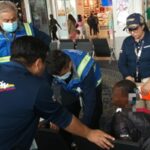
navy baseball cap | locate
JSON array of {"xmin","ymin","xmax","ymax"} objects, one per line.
[{"xmin": 123, "ymin": 13, "xmax": 145, "ymax": 30}]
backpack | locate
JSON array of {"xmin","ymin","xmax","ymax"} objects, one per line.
[{"xmin": 111, "ymin": 110, "xmax": 141, "ymax": 142}]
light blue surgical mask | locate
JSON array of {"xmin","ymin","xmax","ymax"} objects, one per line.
[
  {"xmin": 53, "ymin": 71, "xmax": 71, "ymax": 80},
  {"xmin": 1, "ymin": 21, "xmax": 18, "ymax": 33}
]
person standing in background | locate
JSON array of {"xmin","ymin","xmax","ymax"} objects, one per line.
[
  {"xmin": 49, "ymin": 14, "xmax": 61, "ymax": 41},
  {"xmin": 87, "ymin": 12, "xmax": 98, "ymax": 35},
  {"xmin": 118, "ymin": 13, "xmax": 150, "ymax": 83},
  {"xmin": 93, "ymin": 13, "xmax": 99, "ymax": 36},
  {"xmin": 67, "ymin": 14, "xmax": 77, "ymax": 40},
  {"xmin": 82, "ymin": 15, "xmax": 89, "ymax": 39}
]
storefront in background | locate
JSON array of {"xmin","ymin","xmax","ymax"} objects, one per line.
[
  {"xmin": 76, "ymin": 0, "xmax": 113, "ymax": 38},
  {"xmin": 21, "ymin": 0, "xmax": 144, "ymax": 60}
]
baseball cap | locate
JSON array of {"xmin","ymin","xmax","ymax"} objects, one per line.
[{"xmin": 123, "ymin": 13, "xmax": 145, "ymax": 30}]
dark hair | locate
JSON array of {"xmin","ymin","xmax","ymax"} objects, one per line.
[
  {"xmin": 50, "ymin": 14, "xmax": 53, "ymax": 18},
  {"xmin": 68, "ymin": 14, "xmax": 76, "ymax": 24},
  {"xmin": 113, "ymin": 80, "xmax": 137, "ymax": 96},
  {"xmin": 77, "ymin": 14, "xmax": 82, "ymax": 22},
  {"xmin": 10, "ymin": 36, "xmax": 49, "ymax": 67},
  {"xmin": 46, "ymin": 50, "xmax": 71, "ymax": 75}
]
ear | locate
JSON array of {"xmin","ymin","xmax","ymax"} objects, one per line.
[
  {"xmin": 29, "ymin": 58, "xmax": 42, "ymax": 75},
  {"xmin": 34, "ymin": 58, "xmax": 41, "ymax": 68},
  {"xmin": 34, "ymin": 58, "xmax": 44, "ymax": 73}
]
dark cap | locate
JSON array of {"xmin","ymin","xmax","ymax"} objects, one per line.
[{"xmin": 123, "ymin": 13, "xmax": 145, "ymax": 30}]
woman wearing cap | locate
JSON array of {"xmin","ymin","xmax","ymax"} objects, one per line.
[{"xmin": 118, "ymin": 13, "xmax": 150, "ymax": 113}]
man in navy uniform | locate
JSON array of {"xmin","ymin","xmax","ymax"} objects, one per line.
[{"xmin": 0, "ymin": 36, "xmax": 114, "ymax": 150}]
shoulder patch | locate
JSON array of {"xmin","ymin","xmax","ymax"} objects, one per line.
[{"xmin": 0, "ymin": 81, "xmax": 16, "ymax": 92}]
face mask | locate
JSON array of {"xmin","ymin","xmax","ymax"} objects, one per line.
[
  {"xmin": 53, "ymin": 71, "xmax": 71, "ymax": 80},
  {"xmin": 1, "ymin": 21, "xmax": 18, "ymax": 33}
]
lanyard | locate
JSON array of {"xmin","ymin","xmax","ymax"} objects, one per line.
[
  {"xmin": 134, "ymin": 40, "xmax": 144, "ymax": 61},
  {"xmin": 134, "ymin": 40, "xmax": 144, "ymax": 82}
]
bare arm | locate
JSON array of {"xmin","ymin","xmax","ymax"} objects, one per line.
[
  {"xmin": 56, "ymin": 22, "xmax": 61, "ymax": 29},
  {"xmin": 125, "ymin": 76, "xmax": 135, "ymax": 82},
  {"xmin": 141, "ymin": 79, "xmax": 150, "ymax": 94},
  {"xmin": 65, "ymin": 115, "xmax": 115, "ymax": 150}
]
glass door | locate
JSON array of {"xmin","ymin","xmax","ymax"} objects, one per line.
[{"xmin": 29, "ymin": 0, "xmax": 49, "ymax": 34}]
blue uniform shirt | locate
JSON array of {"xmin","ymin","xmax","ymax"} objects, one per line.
[
  {"xmin": 54, "ymin": 49, "xmax": 102, "ymax": 126},
  {"xmin": 0, "ymin": 62, "xmax": 72, "ymax": 150},
  {"xmin": 118, "ymin": 31, "xmax": 150, "ymax": 79}
]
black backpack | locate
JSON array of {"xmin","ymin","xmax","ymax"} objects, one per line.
[{"xmin": 111, "ymin": 110, "xmax": 141, "ymax": 142}]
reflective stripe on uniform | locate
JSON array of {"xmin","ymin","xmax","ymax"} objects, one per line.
[
  {"xmin": 23, "ymin": 23, "xmax": 32, "ymax": 36},
  {"xmin": 96, "ymin": 78, "xmax": 102, "ymax": 86},
  {"xmin": 0, "ymin": 56, "xmax": 10, "ymax": 63},
  {"xmin": 77, "ymin": 54, "xmax": 91, "ymax": 77}
]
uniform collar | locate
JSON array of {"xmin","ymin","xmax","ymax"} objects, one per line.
[
  {"xmin": 4, "ymin": 61, "xmax": 29, "ymax": 74},
  {"xmin": 130, "ymin": 31, "xmax": 148, "ymax": 45}
]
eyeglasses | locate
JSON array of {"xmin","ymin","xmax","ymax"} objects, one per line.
[{"xmin": 126, "ymin": 26, "xmax": 140, "ymax": 33}]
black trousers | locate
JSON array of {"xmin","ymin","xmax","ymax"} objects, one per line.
[{"xmin": 51, "ymin": 26, "xmax": 58, "ymax": 40}]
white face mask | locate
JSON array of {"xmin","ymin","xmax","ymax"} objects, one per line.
[
  {"xmin": 53, "ymin": 71, "xmax": 71, "ymax": 80},
  {"xmin": 1, "ymin": 21, "xmax": 18, "ymax": 33}
]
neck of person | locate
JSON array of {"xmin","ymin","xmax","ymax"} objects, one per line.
[{"xmin": 135, "ymin": 31, "xmax": 145, "ymax": 42}]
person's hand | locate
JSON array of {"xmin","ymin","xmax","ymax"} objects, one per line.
[
  {"xmin": 141, "ymin": 80, "xmax": 150, "ymax": 95},
  {"xmin": 87, "ymin": 129, "xmax": 115, "ymax": 150},
  {"xmin": 125, "ymin": 76, "xmax": 135, "ymax": 82},
  {"xmin": 38, "ymin": 120, "xmax": 47, "ymax": 128},
  {"xmin": 50, "ymin": 122, "xmax": 59, "ymax": 132},
  {"xmin": 38, "ymin": 120, "xmax": 59, "ymax": 132}
]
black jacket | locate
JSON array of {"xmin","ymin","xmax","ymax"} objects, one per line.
[{"xmin": 111, "ymin": 109, "xmax": 150, "ymax": 150}]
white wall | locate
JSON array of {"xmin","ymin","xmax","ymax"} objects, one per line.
[
  {"xmin": 46, "ymin": 0, "xmax": 52, "ymax": 16},
  {"xmin": 76, "ymin": 0, "xmax": 84, "ymax": 16}
]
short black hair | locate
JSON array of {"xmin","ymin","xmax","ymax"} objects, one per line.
[
  {"xmin": 77, "ymin": 14, "xmax": 82, "ymax": 22},
  {"xmin": 113, "ymin": 80, "xmax": 137, "ymax": 96},
  {"xmin": 10, "ymin": 36, "xmax": 49, "ymax": 67},
  {"xmin": 46, "ymin": 50, "xmax": 71, "ymax": 75},
  {"xmin": 50, "ymin": 14, "xmax": 53, "ymax": 18}
]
